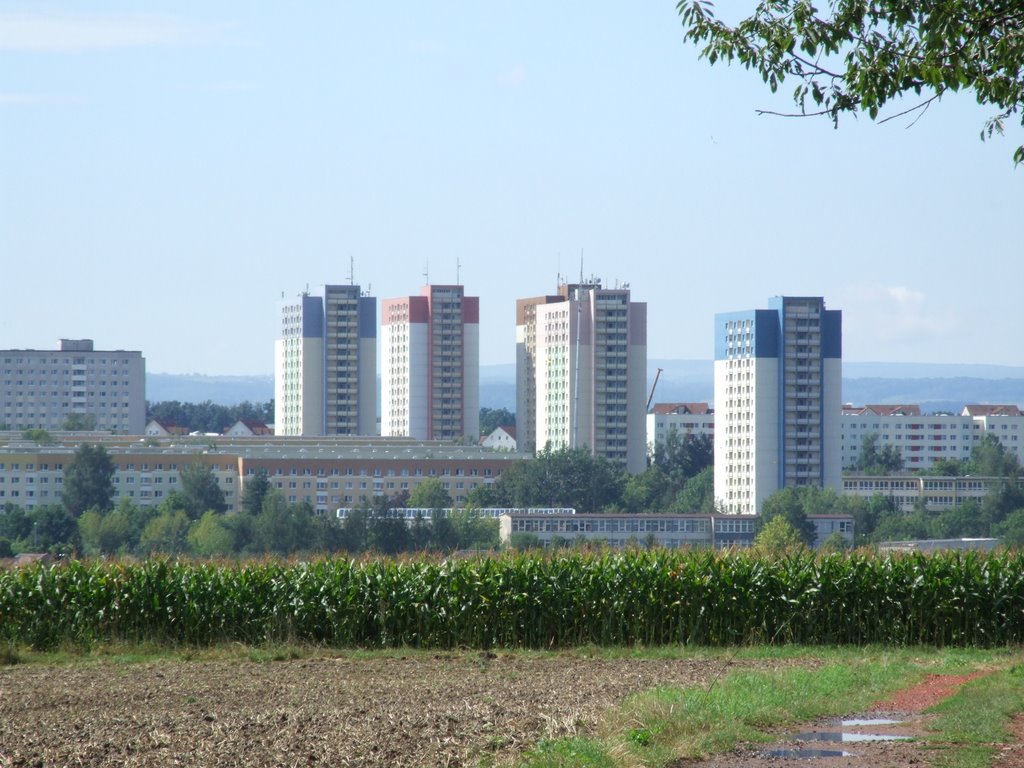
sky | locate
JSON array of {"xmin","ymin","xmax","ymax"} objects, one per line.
[{"xmin": 2, "ymin": 3, "xmax": 1021, "ymax": 376}]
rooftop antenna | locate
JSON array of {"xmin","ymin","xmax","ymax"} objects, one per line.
[
  {"xmin": 423, "ymin": 260, "xmax": 429, "ymax": 286},
  {"xmin": 349, "ymin": 256, "xmax": 355, "ymax": 285},
  {"xmin": 456, "ymin": 257, "xmax": 461, "ymax": 286}
]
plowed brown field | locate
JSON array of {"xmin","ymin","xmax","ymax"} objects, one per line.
[{"xmin": 1, "ymin": 652, "xmax": 774, "ymax": 767}]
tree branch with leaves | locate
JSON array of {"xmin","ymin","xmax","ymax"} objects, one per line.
[{"xmin": 678, "ymin": 0, "xmax": 1024, "ymax": 163}]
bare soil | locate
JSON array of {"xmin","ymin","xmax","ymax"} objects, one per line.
[{"xmin": 0, "ymin": 651, "xmax": 781, "ymax": 767}]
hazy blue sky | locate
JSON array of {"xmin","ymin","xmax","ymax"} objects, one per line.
[{"xmin": 2, "ymin": 3, "xmax": 1021, "ymax": 375}]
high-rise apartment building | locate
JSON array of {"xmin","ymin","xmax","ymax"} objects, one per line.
[
  {"xmin": 516, "ymin": 282, "xmax": 647, "ymax": 474},
  {"xmin": 380, "ymin": 285, "xmax": 479, "ymax": 441},
  {"xmin": 713, "ymin": 296, "xmax": 842, "ymax": 515},
  {"xmin": 0, "ymin": 339, "xmax": 145, "ymax": 434},
  {"xmin": 274, "ymin": 285, "xmax": 376, "ymax": 436}
]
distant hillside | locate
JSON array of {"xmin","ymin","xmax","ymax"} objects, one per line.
[
  {"xmin": 148, "ymin": 363, "xmax": 1024, "ymax": 414},
  {"xmin": 147, "ymin": 374, "xmax": 273, "ymax": 405}
]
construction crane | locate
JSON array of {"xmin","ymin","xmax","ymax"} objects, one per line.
[{"xmin": 646, "ymin": 367, "xmax": 663, "ymax": 411}]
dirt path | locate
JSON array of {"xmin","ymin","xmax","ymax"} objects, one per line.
[
  {"xmin": 0, "ymin": 652, "xmax": 789, "ymax": 768},
  {"xmin": 680, "ymin": 671, "xmax": 1009, "ymax": 768}
]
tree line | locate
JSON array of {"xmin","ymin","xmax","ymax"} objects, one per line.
[
  {"xmin": 146, "ymin": 400, "xmax": 274, "ymax": 434},
  {"xmin": 2, "ymin": 429, "xmax": 1022, "ymax": 558}
]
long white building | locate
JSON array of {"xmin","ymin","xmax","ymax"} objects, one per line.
[
  {"xmin": 0, "ymin": 340, "xmax": 145, "ymax": 434},
  {"xmin": 842, "ymin": 404, "xmax": 1024, "ymax": 469},
  {"xmin": 516, "ymin": 281, "xmax": 647, "ymax": 473},
  {"xmin": 381, "ymin": 285, "xmax": 479, "ymax": 442},
  {"xmin": 714, "ymin": 297, "xmax": 843, "ymax": 515}
]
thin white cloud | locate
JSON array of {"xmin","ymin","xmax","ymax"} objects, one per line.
[
  {"xmin": 886, "ymin": 285, "xmax": 924, "ymax": 306},
  {"xmin": 840, "ymin": 283, "xmax": 959, "ymax": 355},
  {"xmin": 0, "ymin": 12, "xmax": 205, "ymax": 52},
  {"xmin": 500, "ymin": 64, "xmax": 528, "ymax": 87}
]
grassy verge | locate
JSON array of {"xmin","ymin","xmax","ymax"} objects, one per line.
[
  {"xmin": 927, "ymin": 662, "xmax": 1024, "ymax": 768},
  {"xmin": 519, "ymin": 646, "xmax": 1020, "ymax": 768}
]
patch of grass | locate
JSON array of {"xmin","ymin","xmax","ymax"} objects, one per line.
[
  {"xmin": 927, "ymin": 662, "xmax": 1024, "ymax": 768},
  {"xmin": 520, "ymin": 737, "xmax": 617, "ymax": 768},
  {"xmin": 1, "ymin": 644, "xmax": 22, "ymax": 665}
]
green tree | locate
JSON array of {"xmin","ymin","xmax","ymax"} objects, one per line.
[
  {"xmin": 621, "ymin": 465, "xmax": 669, "ymax": 513},
  {"xmin": 407, "ymin": 478, "xmax": 453, "ymax": 510},
  {"xmin": 62, "ymin": 444, "xmax": 116, "ymax": 517},
  {"xmin": 139, "ymin": 510, "xmax": 191, "ymax": 554},
  {"xmin": 449, "ymin": 509, "xmax": 500, "ymax": 550},
  {"xmin": 673, "ymin": 466, "xmax": 715, "ymax": 514},
  {"xmin": 495, "ymin": 447, "xmax": 626, "ymax": 512},
  {"xmin": 62, "ymin": 412, "xmax": 98, "ymax": 431},
  {"xmin": 654, "ymin": 430, "xmax": 714, "ymax": 486},
  {"xmin": 759, "ymin": 487, "xmax": 819, "ymax": 545},
  {"xmin": 30, "ymin": 504, "xmax": 80, "ymax": 554},
  {"xmin": 928, "ymin": 457, "xmax": 967, "ymax": 476},
  {"xmin": 339, "ymin": 507, "xmax": 369, "ymax": 553},
  {"xmin": 753, "ymin": 516, "xmax": 806, "ymax": 555},
  {"xmin": 508, "ymin": 532, "xmax": 542, "ymax": 551},
  {"xmin": 853, "ymin": 433, "xmax": 904, "ymax": 474},
  {"xmin": 967, "ymin": 434, "xmax": 1021, "ymax": 477},
  {"xmin": 819, "ymin": 531, "xmax": 850, "ymax": 552},
  {"xmin": 179, "ymin": 462, "xmax": 227, "ymax": 520},
  {"xmin": 21, "ymin": 428, "xmax": 54, "ymax": 445},
  {"xmin": 464, "ymin": 483, "xmax": 501, "ymax": 509},
  {"xmin": 358, "ymin": 496, "xmax": 410, "ymax": 554},
  {"xmin": 994, "ymin": 509, "xmax": 1024, "ymax": 548},
  {"xmin": 252, "ymin": 493, "xmax": 315, "ymax": 555},
  {"xmin": 77, "ymin": 507, "xmax": 132, "ymax": 556},
  {"xmin": 187, "ymin": 511, "xmax": 235, "ymax": 557},
  {"xmin": 241, "ymin": 468, "xmax": 272, "ymax": 517},
  {"xmin": 479, "ymin": 407, "xmax": 515, "ymax": 436},
  {"xmin": 678, "ymin": 1, "xmax": 1024, "ymax": 164},
  {"xmin": 0, "ymin": 504, "xmax": 32, "ymax": 543}
]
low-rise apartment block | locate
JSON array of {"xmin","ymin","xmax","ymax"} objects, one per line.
[
  {"xmin": 0, "ymin": 435, "xmax": 526, "ymax": 515},
  {"xmin": 841, "ymin": 404, "xmax": 1024, "ymax": 469},
  {"xmin": 0, "ymin": 340, "xmax": 145, "ymax": 434},
  {"xmin": 499, "ymin": 511, "xmax": 853, "ymax": 549},
  {"xmin": 842, "ymin": 473, "xmax": 1024, "ymax": 512}
]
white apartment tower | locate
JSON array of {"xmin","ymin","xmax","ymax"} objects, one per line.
[
  {"xmin": 274, "ymin": 285, "xmax": 376, "ymax": 436},
  {"xmin": 516, "ymin": 282, "xmax": 647, "ymax": 474},
  {"xmin": 381, "ymin": 285, "xmax": 479, "ymax": 441},
  {"xmin": 0, "ymin": 339, "xmax": 145, "ymax": 433},
  {"xmin": 714, "ymin": 296, "xmax": 842, "ymax": 515}
]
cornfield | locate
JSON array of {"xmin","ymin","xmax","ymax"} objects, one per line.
[{"xmin": 2, "ymin": 550, "xmax": 1022, "ymax": 650}]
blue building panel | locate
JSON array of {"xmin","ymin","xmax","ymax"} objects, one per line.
[
  {"xmin": 714, "ymin": 309, "xmax": 780, "ymax": 359},
  {"xmin": 822, "ymin": 310, "xmax": 842, "ymax": 358},
  {"xmin": 358, "ymin": 296, "xmax": 377, "ymax": 339},
  {"xmin": 301, "ymin": 295, "xmax": 324, "ymax": 339}
]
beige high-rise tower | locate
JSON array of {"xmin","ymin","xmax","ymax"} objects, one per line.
[{"xmin": 516, "ymin": 281, "xmax": 647, "ymax": 473}]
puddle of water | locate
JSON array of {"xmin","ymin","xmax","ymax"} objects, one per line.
[
  {"xmin": 763, "ymin": 747, "xmax": 853, "ymax": 758},
  {"xmin": 841, "ymin": 718, "xmax": 902, "ymax": 727},
  {"xmin": 793, "ymin": 731, "xmax": 912, "ymax": 743}
]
